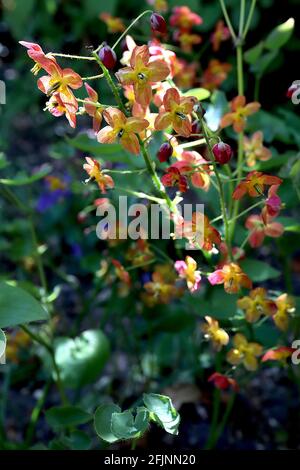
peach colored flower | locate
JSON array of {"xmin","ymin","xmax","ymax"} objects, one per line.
[
  {"xmin": 208, "ymin": 263, "xmax": 252, "ymax": 294},
  {"xmin": 201, "ymin": 316, "xmax": 229, "ymax": 351},
  {"xmin": 83, "ymin": 157, "xmax": 114, "ymax": 193},
  {"xmin": 84, "ymin": 83, "xmax": 103, "ymax": 133},
  {"xmin": 97, "ymin": 107, "xmax": 149, "ymax": 155},
  {"xmin": 210, "ymin": 20, "xmax": 230, "ymax": 52},
  {"xmin": 116, "ymin": 45, "xmax": 170, "ymax": 107},
  {"xmin": 245, "ymin": 214, "xmax": 284, "ymax": 248},
  {"xmin": 221, "ymin": 95, "xmax": 261, "ymax": 133},
  {"xmin": 232, "ymin": 171, "xmax": 282, "ymax": 200},
  {"xmin": 243, "ymin": 131, "xmax": 271, "ymax": 167},
  {"xmin": 227, "ymin": 333, "xmax": 263, "ymax": 371},
  {"xmin": 237, "ymin": 287, "xmax": 277, "ymax": 323},
  {"xmin": 100, "ymin": 13, "xmax": 125, "ymax": 33}
]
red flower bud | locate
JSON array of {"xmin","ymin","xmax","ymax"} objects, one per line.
[
  {"xmin": 157, "ymin": 142, "xmax": 173, "ymax": 162},
  {"xmin": 286, "ymin": 83, "xmax": 299, "ymax": 98},
  {"xmin": 212, "ymin": 142, "xmax": 232, "ymax": 164},
  {"xmin": 191, "ymin": 120, "xmax": 201, "ymax": 135},
  {"xmin": 150, "ymin": 13, "xmax": 167, "ymax": 34},
  {"xmin": 98, "ymin": 45, "xmax": 117, "ymax": 69}
]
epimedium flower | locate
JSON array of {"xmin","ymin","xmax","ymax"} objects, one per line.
[
  {"xmin": 143, "ymin": 269, "xmax": 180, "ymax": 307},
  {"xmin": 263, "ymin": 184, "xmax": 282, "ymax": 220},
  {"xmin": 173, "ymin": 31, "xmax": 202, "ymax": 53},
  {"xmin": 262, "ymin": 346, "xmax": 295, "ymax": 364},
  {"xmin": 161, "ymin": 166, "xmax": 188, "ymax": 192},
  {"xmin": 146, "ymin": 0, "xmax": 168, "ymax": 13},
  {"xmin": 208, "ymin": 263, "xmax": 252, "ymax": 294},
  {"xmin": 19, "ymin": 41, "xmax": 57, "ymax": 75},
  {"xmin": 273, "ymin": 293, "xmax": 295, "ymax": 331},
  {"xmin": 220, "ymin": 95, "xmax": 261, "ymax": 133},
  {"xmin": 173, "ymin": 59, "xmax": 198, "ymax": 90},
  {"xmin": 170, "ymin": 6, "xmax": 203, "ymax": 31},
  {"xmin": 154, "ymin": 88, "xmax": 197, "ymax": 137},
  {"xmin": 201, "ymin": 316, "xmax": 229, "ymax": 351},
  {"xmin": 243, "ymin": 131, "xmax": 271, "ymax": 167},
  {"xmin": 210, "ymin": 20, "xmax": 230, "ymax": 52},
  {"xmin": 245, "ymin": 214, "xmax": 284, "ymax": 248},
  {"xmin": 37, "ymin": 62, "xmax": 83, "ymax": 102},
  {"xmin": 45, "ymin": 92, "xmax": 77, "ymax": 128},
  {"xmin": 83, "ymin": 157, "xmax": 114, "ymax": 193},
  {"xmin": 100, "ymin": 12, "xmax": 125, "ymax": 33},
  {"xmin": 237, "ymin": 287, "xmax": 277, "ymax": 323},
  {"xmin": 115, "ymin": 45, "xmax": 170, "ymax": 107},
  {"xmin": 232, "ymin": 171, "xmax": 282, "ymax": 200},
  {"xmin": 174, "ymin": 255, "xmax": 201, "ymax": 292},
  {"xmin": 208, "ymin": 372, "xmax": 239, "ymax": 392},
  {"xmin": 112, "ymin": 259, "xmax": 131, "ymax": 286},
  {"xmin": 227, "ymin": 333, "xmax": 263, "ymax": 371},
  {"xmin": 201, "ymin": 60, "xmax": 232, "ymax": 91},
  {"xmin": 97, "ymin": 107, "xmax": 149, "ymax": 155},
  {"xmin": 84, "ymin": 83, "xmax": 103, "ymax": 133}
]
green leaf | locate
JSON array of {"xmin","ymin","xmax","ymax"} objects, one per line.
[
  {"xmin": 143, "ymin": 393, "xmax": 180, "ymax": 435},
  {"xmin": 67, "ymin": 135, "xmax": 129, "ymax": 162},
  {"xmin": 94, "ymin": 404, "xmax": 121, "ymax": 443},
  {"xmin": 0, "ymin": 328, "xmax": 6, "ymax": 360},
  {"xmin": 251, "ymin": 50, "xmax": 278, "ymax": 76},
  {"xmin": 265, "ymin": 18, "xmax": 295, "ymax": 50},
  {"xmin": 86, "ymin": 0, "xmax": 117, "ymax": 18},
  {"xmin": 54, "ymin": 329, "xmax": 110, "ymax": 388},
  {"xmin": 110, "ymin": 407, "xmax": 150, "ymax": 440},
  {"xmin": 244, "ymin": 42, "xmax": 264, "ymax": 64},
  {"xmin": 0, "ymin": 165, "xmax": 52, "ymax": 186},
  {"xmin": 67, "ymin": 431, "xmax": 92, "ymax": 450},
  {"xmin": 183, "ymin": 88, "xmax": 210, "ymax": 101},
  {"xmin": 240, "ymin": 259, "xmax": 280, "ymax": 282},
  {"xmin": 0, "ymin": 282, "xmax": 48, "ymax": 328},
  {"xmin": 45, "ymin": 406, "xmax": 92, "ymax": 429}
]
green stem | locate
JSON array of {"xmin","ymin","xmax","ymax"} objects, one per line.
[
  {"xmin": 92, "ymin": 52, "xmax": 127, "ymax": 113},
  {"xmin": 209, "ymin": 393, "xmax": 236, "ymax": 449},
  {"xmin": 21, "ymin": 325, "xmax": 68, "ymax": 405},
  {"xmin": 218, "ymin": 0, "xmax": 237, "ymax": 41},
  {"xmin": 239, "ymin": 0, "xmax": 246, "ymax": 37},
  {"xmin": 242, "ymin": 0, "xmax": 257, "ymax": 40},
  {"xmin": 199, "ymin": 117, "xmax": 232, "ymax": 257},
  {"xmin": 25, "ymin": 380, "xmax": 51, "ymax": 446},
  {"xmin": 228, "ymin": 200, "xmax": 264, "ymax": 224},
  {"xmin": 112, "ymin": 10, "xmax": 153, "ymax": 51},
  {"xmin": 51, "ymin": 53, "xmax": 95, "ymax": 61}
]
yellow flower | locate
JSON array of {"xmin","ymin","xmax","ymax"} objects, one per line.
[
  {"xmin": 227, "ymin": 333, "xmax": 262, "ymax": 371},
  {"xmin": 237, "ymin": 287, "xmax": 276, "ymax": 323},
  {"xmin": 201, "ymin": 316, "xmax": 229, "ymax": 351},
  {"xmin": 273, "ymin": 293, "xmax": 295, "ymax": 331}
]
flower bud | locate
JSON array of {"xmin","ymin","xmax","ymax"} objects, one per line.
[
  {"xmin": 157, "ymin": 142, "xmax": 173, "ymax": 162},
  {"xmin": 98, "ymin": 45, "xmax": 117, "ymax": 69},
  {"xmin": 191, "ymin": 120, "xmax": 201, "ymax": 135},
  {"xmin": 150, "ymin": 13, "xmax": 167, "ymax": 34},
  {"xmin": 212, "ymin": 142, "xmax": 232, "ymax": 164},
  {"xmin": 286, "ymin": 83, "xmax": 299, "ymax": 99}
]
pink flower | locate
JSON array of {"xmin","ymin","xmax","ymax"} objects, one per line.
[{"xmin": 175, "ymin": 256, "xmax": 201, "ymax": 292}]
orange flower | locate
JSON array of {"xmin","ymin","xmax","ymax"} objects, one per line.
[
  {"xmin": 227, "ymin": 333, "xmax": 263, "ymax": 371},
  {"xmin": 245, "ymin": 214, "xmax": 284, "ymax": 248},
  {"xmin": 143, "ymin": 267, "xmax": 180, "ymax": 306},
  {"xmin": 154, "ymin": 88, "xmax": 197, "ymax": 137},
  {"xmin": 100, "ymin": 13, "xmax": 125, "ymax": 33},
  {"xmin": 83, "ymin": 157, "xmax": 114, "ymax": 193},
  {"xmin": 220, "ymin": 95, "xmax": 261, "ymax": 133},
  {"xmin": 112, "ymin": 259, "xmax": 131, "ymax": 286},
  {"xmin": 201, "ymin": 316, "xmax": 229, "ymax": 351},
  {"xmin": 210, "ymin": 20, "xmax": 230, "ymax": 52},
  {"xmin": 37, "ymin": 62, "xmax": 82, "ymax": 103},
  {"xmin": 232, "ymin": 171, "xmax": 282, "ymax": 200},
  {"xmin": 161, "ymin": 166, "xmax": 188, "ymax": 192},
  {"xmin": 243, "ymin": 131, "xmax": 271, "ymax": 167},
  {"xmin": 174, "ymin": 256, "xmax": 201, "ymax": 292},
  {"xmin": 262, "ymin": 346, "xmax": 295, "ymax": 363},
  {"xmin": 174, "ymin": 151, "xmax": 211, "ymax": 191},
  {"xmin": 126, "ymin": 239, "xmax": 154, "ymax": 267},
  {"xmin": 208, "ymin": 263, "xmax": 252, "ymax": 294},
  {"xmin": 237, "ymin": 287, "xmax": 277, "ymax": 323},
  {"xmin": 19, "ymin": 41, "xmax": 57, "ymax": 75},
  {"xmin": 170, "ymin": 6, "xmax": 203, "ymax": 31},
  {"xmin": 273, "ymin": 293, "xmax": 295, "ymax": 331},
  {"xmin": 116, "ymin": 45, "xmax": 170, "ymax": 107},
  {"xmin": 45, "ymin": 92, "xmax": 77, "ymax": 128},
  {"xmin": 147, "ymin": 0, "xmax": 168, "ymax": 13},
  {"xmin": 174, "ymin": 59, "xmax": 198, "ymax": 89},
  {"xmin": 97, "ymin": 107, "xmax": 149, "ymax": 155},
  {"xmin": 84, "ymin": 83, "xmax": 103, "ymax": 133},
  {"xmin": 173, "ymin": 31, "xmax": 202, "ymax": 52},
  {"xmin": 208, "ymin": 372, "xmax": 239, "ymax": 392},
  {"xmin": 201, "ymin": 60, "xmax": 232, "ymax": 91}
]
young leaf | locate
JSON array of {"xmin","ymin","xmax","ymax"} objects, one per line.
[
  {"xmin": 0, "ymin": 282, "xmax": 48, "ymax": 328},
  {"xmin": 244, "ymin": 42, "xmax": 264, "ymax": 65},
  {"xmin": 183, "ymin": 88, "xmax": 210, "ymax": 101},
  {"xmin": 94, "ymin": 404, "xmax": 121, "ymax": 443},
  {"xmin": 143, "ymin": 393, "xmax": 180, "ymax": 435},
  {"xmin": 265, "ymin": 18, "xmax": 295, "ymax": 51}
]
